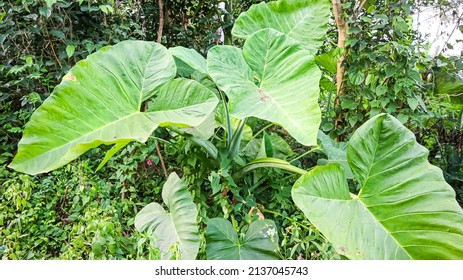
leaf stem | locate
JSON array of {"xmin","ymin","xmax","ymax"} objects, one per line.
[
  {"xmin": 233, "ymin": 158, "xmax": 307, "ymax": 181},
  {"xmin": 252, "ymin": 123, "xmax": 274, "ymax": 140},
  {"xmin": 219, "ymin": 90, "xmax": 233, "ymax": 147},
  {"xmin": 289, "ymin": 147, "xmax": 322, "ymax": 163}
]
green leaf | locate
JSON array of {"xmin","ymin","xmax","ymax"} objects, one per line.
[
  {"xmin": 49, "ymin": 30, "xmax": 65, "ymax": 39},
  {"xmin": 0, "ymin": 12, "xmax": 6, "ymax": 23},
  {"xmin": 206, "ymin": 218, "xmax": 279, "ymax": 260},
  {"xmin": 257, "ymin": 132, "xmax": 274, "ymax": 158},
  {"xmin": 208, "ymin": 29, "xmax": 321, "ymax": 146},
  {"xmin": 349, "ymin": 71, "xmax": 365, "ymax": 85},
  {"xmin": 435, "ymin": 71, "xmax": 463, "ymax": 104},
  {"xmin": 375, "ymin": 85, "xmax": 388, "ymax": 96},
  {"xmin": 9, "ymin": 41, "xmax": 218, "ymax": 175},
  {"xmin": 232, "ymin": 0, "xmax": 330, "ymax": 55},
  {"xmin": 315, "ymin": 48, "xmax": 343, "ymax": 74},
  {"xmin": 234, "ymin": 157, "xmax": 307, "ymax": 180},
  {"xmin": 407, "ymin": 97, "xmax": 419, "ymax": 110},
  {"xmin": 385, "ymin": 65, "xmax": 396, "ymax": 77},
  {"xmin": 169, "ymin": 46, "xmax": 207, "ymax": 77},
  {"xmin": 39, "ymin": 6, "xmax": 52, "ymax": 18},
  {"xmin": 135, "ymin": 173, "xmax": 199, "ymax": 260},
  {"xmin": 65, "ymin": 45, "xmax": 76, "ymax": 58},
  {"xmin": 99, "ymin": 4, "xmax": 114, "ymax": 14},
  {"xmin": 182, "ymin": 110, "xmax": 217, "ymax": 140},
  {"xmin": 45, "ymin": 0, "xmax": 57, "ymax": 8},
  {"xmin": 263, "ymin": 133, "xmax": 294, "ymax": 160},
  {"xmin": 393, "ymin": 16, "xmax": 409, "ymax": 32},
  {"xmin": 317, "ymin": 131, "xmax": 353, "ymax": 179},
  {"xmin": 292, "ymin": 114, "xmax": 463, "ymax": 259}
]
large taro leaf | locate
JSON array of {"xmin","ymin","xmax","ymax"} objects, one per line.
[
  {"xmin": 292, "ymin": 114, "xmax": 463, "ymax": 260},
  {"xmin": 207, "ymin": 29, "xmax": 321, "ymax": 146},
  {"xmin": 232, "ymin": 0, "xmax": 330, "ymax": 55},
  {"xmin": 135, "ymin": 172, "xmax": 199, "ymax": 260},
  {"xmin": 205, "ymin": 218, "xmax": 279, "ymax": 260},
  {"xmin": 9, "ymin": 41, "xmax": 218, "ymax": 175}
]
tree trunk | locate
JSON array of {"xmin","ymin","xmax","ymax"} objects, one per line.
[
  {"xmin": 157, "ymin": 0, "xmax": 164, "ymax": 43},
  {"xmin": 332, "ymin": 0, "xmax": 348, "ymax": 130}
]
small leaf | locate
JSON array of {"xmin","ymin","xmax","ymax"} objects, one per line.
[
  {"xmin": 407, "ymin": 97, "xmax": 419, "ymax": 110},
  {"xmin": 315, "ymin": 48, "xmax": 342, "ymax": 74},
  {"xmin": 49, "ymin": 30, "xmax": 65, "ymax": 39},
  {"xmin": 38, "ymin": 7, "xmax": 52, "ymax": 18},
  {"xmin": 0, "ymin": 12, "xmax": 6, "ymax": 23},
  {"xmin": 206, "ymin": 218, "xmax": 279, "ymax": 260},
  {"xmin": 66, "ymin": 45, "xmax": 76, "ymax": 58},
  {"xmin": 45, "ymin": 0, "xmax": 58, "ymax": 8},
  {"xmin": 99, "ymin": 5, "xmax": 114, "ymax": 14},
  {"xmin": 375, "ymin": 85, "xmax": 388, "ymax": 96},
  {"xmin": 349, "ymin": 71, "xmax": 365, "ymax": 85},
  {"xmin": 340, "ymin": 99, "xmax": 357, "ymax": 110},
  {"xmin": 135, "ymin": 173, "xmax": 199, "ymax": 260},
  {"xmin": 385, "ymin": 65, "xmax": 396, "ymax": 77}
]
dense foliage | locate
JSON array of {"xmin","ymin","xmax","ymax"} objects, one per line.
[{"xmin": 1, "ymin": 0, "xmax": 463, "ymax": 260}]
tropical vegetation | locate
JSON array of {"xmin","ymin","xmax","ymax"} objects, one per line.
[{"xmin": 1, "ymin": 0, "xmax": 463, "ymax": 260}]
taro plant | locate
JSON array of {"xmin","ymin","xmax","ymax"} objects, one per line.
[
  {"xmin": 293, "ymin": 114, "xmax": 463, "ymax": 259},
  {"xmin": 8, "ymin": 0, "xmax": 463, "ymax": 259}
]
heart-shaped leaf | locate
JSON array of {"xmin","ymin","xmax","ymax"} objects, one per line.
[
  {"xmin": 208, "ymin": 29, "xmax": 321, "ymax": 146},
  {"xmin": 232, "ymin": 0, "xmax": 330, "ymax": 55},
  {"xmin": 292, "ymin": 114, "xmax": 463, "ymax": 259},
  {"xmin": 9, "ymin": 41, "xmax": 218, "ymax": 175},
  {"xmin": 206, "ymin": 218, "xmax": 279, "ymax": 260},
  {"xmin": 135, "ymin": 172, "xmax": 199, "ymax": 260}
]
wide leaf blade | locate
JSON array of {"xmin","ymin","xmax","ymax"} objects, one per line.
[
  {"xmin": 9, "ymin": 41, "xmax": 218, "ymax": 175},
  {"xmin": 208, "ymin": 29, "xmax": 321, "ymax": 146},
  {"xmin": 135, "ymin": 173, "xmax": 199, "ymax": 260},
  {"xmin": 292, "ymin": 114, "xmax": 463, "ymax": 259},
  {"xmin": 232, "ymin": 0, "xmax": 330, "ymax": 55}
]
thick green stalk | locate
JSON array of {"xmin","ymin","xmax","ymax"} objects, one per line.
[
  {"xmin": 233, "ymin": 157, "xmax": 307, "ymax": 181},
  {"xmin": 224, "ymin": 1, "xmax": 233, "ymax": 45}
]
